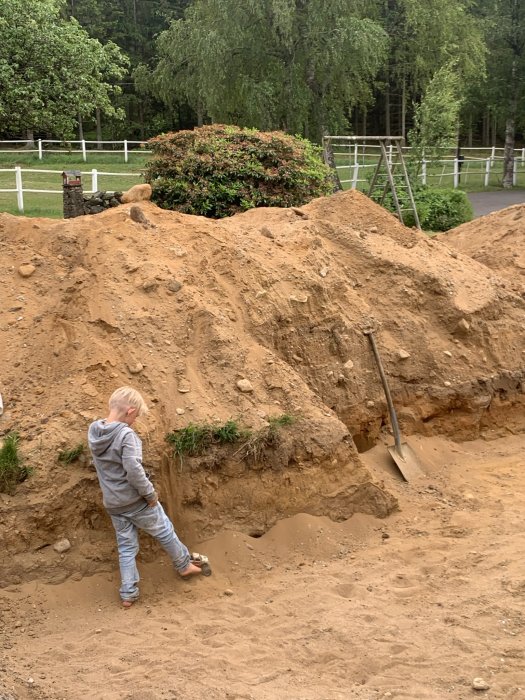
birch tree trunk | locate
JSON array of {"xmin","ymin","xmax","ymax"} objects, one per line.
[
  {"xmin": 503, "ymin": 114, "xmax": 516, "ymax": 187},
  {"xmin": 95, "ymin": 108, "xmax": 102, "ymax": 151}
]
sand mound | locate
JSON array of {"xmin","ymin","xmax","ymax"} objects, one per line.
[
  {"xmin": 439, "ymin": 202, "xmax": 525, "ymax": 290},
  {"xmin": 1, "ymin": 189, "xmax": 525, "ymax": 586}
]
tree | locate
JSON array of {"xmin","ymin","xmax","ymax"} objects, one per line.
[
  {"xmin": 151, "ymin": 0, "xmax": 388, "ymax": 140},
  {"xmin": 408, "ymin": 62, "xmax": 463, "ymax": 168},
  {"xmin": 0, "ymin": 0, "xmax": 128, "ymax": 137},
  {"xmin": 481, "ymin": 0, "xmax": 525, "ymax": 187},
  {"xmin": 378, "ymin": 0, "xmax": 485, "ymax": 138}
]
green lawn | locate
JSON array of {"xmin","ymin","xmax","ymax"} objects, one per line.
[{"xmin": 0, "ymin": 152, "xmax": 148, "ymax": 218}]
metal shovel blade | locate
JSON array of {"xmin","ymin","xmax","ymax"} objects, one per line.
[
  {"xmin": 364, "ymin": 329, "xmax": 424, "ymax": 482},
  {"xmin": 387, "ymin": 442, "xmax": 423, "ymax": 482}
]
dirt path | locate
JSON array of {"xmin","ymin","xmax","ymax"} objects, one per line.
[{"xmin": 1, "ymin": 434, "xmax": 524, "ymax": 700}]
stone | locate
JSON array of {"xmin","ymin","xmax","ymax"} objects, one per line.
[
  {"xmin": 237, "ymin": 379, "xmax": 254, "ymax": 393},
  {"xmin": 369, "ymin": 226, "xmax": 378, "ymax": 233},
  {"xmin": 398, "ymin": 349, "xmax": 410, "ymax": 360},
  {"xmin": 444, "ymin": 350, "xmax": 453, "ymax": 357},
  {"xmin": 224, "ymin": 589, "xmax": 234, "ymax": 596},
  {"xmin": 176, "ymin": 408, "xmax": 185, "ymax": 415},
  {"xmin": 53, "ymin": 538, "xmax": 71, "ymax": 554},
  {"xmin": 178, "ymin": 385, "xmax": 191, "ymax": 394},
  {"xmin": 120, "ymin": 183, "xmax": 152, "ymax": 204},
  {"xmin": 18, "ymin": 264, "xmax": 36, "ymax": 278},
  {"xmin": 457, "ymin": 318, "xmax": 470, "ymax": 333},
  {"xmin": 142, "ymin": 279, "xmax": 159, "ymax": 292},
  {"xmin": 444, "ymin": 381, "xmax": 452, "ymax": 387},
  {"xmin": 366, "ymin": 400, "xmax": 375, "ymax": 408},
  {"xmin": 344, "ymin": 359, "xmax": 354, "ymax": 370},
  {"xmin": 260, "ymin": 226, "xmax": 275, "ymax": 239},
  {"xmin": 289, "ymin": 293, "xmax": 308, "ymax": 303},
  {"xmin": 167, "ymin": 279, "xmax": 183, "ymax": 293},
  {"xmin": 129, "ymin": 205, "xmax": 149, "ymax": 225},
  {"xmin": 472, "ymin": 678, "xmax": 490, "ymax": 691},
  {"xmin": 319, "ymin": 267, "xmax": 329, "ymax": 278},
  {"xmin": 128, "ymin": 362, "xmax": 143, "ymax": 375}
]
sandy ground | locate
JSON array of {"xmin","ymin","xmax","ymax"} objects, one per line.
[{"xmin": 1, "ymin": 433, "xmax": 524, "ymax": 700}]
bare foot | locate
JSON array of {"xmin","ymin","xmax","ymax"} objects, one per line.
[
  {"xmin": 179, "ymin": 562, "xmax": 203, "ymax": 578},
  {"xmin": 122, "ymin": 600, "xmax": 134, "ymax": 608}
]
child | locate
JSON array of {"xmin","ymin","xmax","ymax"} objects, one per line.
[{"xmin": 88, "ymin": 386, "xmax": 206, "ymax": 607}]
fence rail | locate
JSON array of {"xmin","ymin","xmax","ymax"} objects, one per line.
[
  {"xmin": 0, "ymin": 167, "xmax": 140, "ymax": 213},
  {"xmin": 0, "ymin": 139, "xmax": 151, "ymax": 162},
  {"xmin": 329, "ymin": 144, "xmax": 525, "ymax": 190}
]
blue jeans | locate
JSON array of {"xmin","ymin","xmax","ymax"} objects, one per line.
[{"xmin": 110, "ymin": 502, "xmax": 191, "ymax": 601}]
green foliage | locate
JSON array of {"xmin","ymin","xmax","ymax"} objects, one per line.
[
  {"xmin": 413, "ymin": 188, "xmax": 473, "ymax": 231},
  {"xmin": 58, "ymin": 443, "xmax": 85, "ymax": 464},
  {"xmin": 0, "ymin": 432, "xmax": 30, "ymax": 494},
  {"xmin": 372, "ymin": 182, "xmax": 473, "ymax": 231},
  {"xmin": 152, "ymin": 0, "xmax": 388, "ymax": 139},
  {"xmin": 408, "ymin": 62, "xmax": 463, "ymax": 169},
  {"xmin": 165, "ymin": 415, "xmax": 294, "ymax": 466},
  {"xmin": 0, "ymin": 0, "xmax": 128, "ymax": 137},
  {"xmin": 166, "ymin": 419, "xmax": 249, "ymax": 460},
  {"xmin": 144, "ymin": 125, "xmax": 333, "ymax": 218}
]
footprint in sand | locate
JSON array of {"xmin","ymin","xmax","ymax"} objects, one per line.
[{"xmin": 332, "ymin": 583, "xmax": 355, "ymax": 599}]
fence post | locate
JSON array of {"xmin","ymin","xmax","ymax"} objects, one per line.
[
  {"xmin": 484, "ymin": 158, "xmax": 491, "ymax": 187},
  {"xmin": 522, "ymin": 148, "xmax": 525, "ymax": 165},
  {"xmin": 491, "ymin": 145, "xmax": 495, "ymax": 166},
  {"xmin": 453, "ymin": 158, "xmax": 459, "ymax": 188},
  {"xmin": 124, "ymin": 139, "xmax": 128, "ymax": 163},
  {"xmin": 91, "ymin": 168, "xmax": 98, "ymax": 193},
  {"xmin": 15, "ymin": 166, "xmax": 24, "ymax": 213},
  {"xmin": 388, "ymin": 143, "xmax": 393, "ymax": 166},
  {"xmin": 351, "ymin": 162, "xmax": 359, "ymax": 189},
  {"xmin": 421, "ymin": 159, "xmax": 427, "ymax": 186},
  {"xmin": 82, "ymin": 139, "xmax": 87, "ymax": 162},
  {"xmin": 513, "ymin": 158, "xmax": 518, "ymax": 186},
  {"xmin": 38, "ymin": 139, "xmax": 43, "ymax": 161},
  {"xmin": 354, "ymin": 143, "xmax": 358, "ymax": 166}
]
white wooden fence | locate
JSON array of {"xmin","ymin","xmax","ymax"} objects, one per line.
[
  {"xmin": 0, "ymin": 139, "xmax": 150, "ymax": 162},
  {"xmin": 0, "ymin": 167, "xmax": 140, "ymax": 213},
  {"xmin": 329, "ymin": 142, "xmax": 525, "ymax": 190}
]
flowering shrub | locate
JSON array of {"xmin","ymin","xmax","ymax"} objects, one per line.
[{"xmin": 144, "ymin": 124, "xmax": 332, "ymax": 218}]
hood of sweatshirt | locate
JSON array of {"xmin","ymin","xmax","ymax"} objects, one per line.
[{"xmin": 88, "ymin": 420, "xmax": 130, "ymax": 456}]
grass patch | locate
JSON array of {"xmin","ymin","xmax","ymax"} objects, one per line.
[
  {"xmin": 0, "ymin": 432, "xmax": 31, "ymax": 494},
  {"xmin": 0, "ymin": 152, "xmax": 147, "ymax": 218},
  {"xmin": 166, "ymin": 415, "xmax": 294, "ymax": 468},
  {"xmin": 58, "ymin": 443, "xmax": 85, "ymax": 465}
]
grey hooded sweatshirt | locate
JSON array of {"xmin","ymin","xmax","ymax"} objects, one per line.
[{"xmin": 88, "ymin": 420, "xmax": 156, "ymax": 515}]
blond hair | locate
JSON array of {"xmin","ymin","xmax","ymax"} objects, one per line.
[{"xmin": 108, "ymin": 386, "xmax": 149, "ymax": 417}]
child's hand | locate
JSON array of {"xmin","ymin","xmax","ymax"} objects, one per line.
[{"xmin": 147, "ymin": 495, "xmax": 158, "ymax": 508}]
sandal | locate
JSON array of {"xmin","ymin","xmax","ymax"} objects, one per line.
[
  {"xmin": 191, "ymin": 552, "xmax": 212, "ymax": 576},
  {"xmin": 179, "ymin": 553, "xmax": 212, "ymax": 578}
]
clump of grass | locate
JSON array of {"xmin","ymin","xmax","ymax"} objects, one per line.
[
  {"xmin": 166, "ymin": 415, "xmax": 295, "ymax": 468},
  {"xmin": 58, "ymin": 443, "xmax": 85, "ymax": 465},
  {"xmin": 0, "ymin": 432, "xmax": 31, "ymax": 494},
  {"xmin": 166, "ymin": 419, "xmax": 249, "ymax": 466},
  {"xmin": 235, "ymin": 415, "xmax": 294, "ymax": 464}
]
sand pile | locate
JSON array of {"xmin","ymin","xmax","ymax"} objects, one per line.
[
  {"xmin": 1, "ymin": 189, "xmax": 525, "ymax": 586},
  {"xmin": 440, "ymin": 202, "xmax": 525, "ymax": 290}
]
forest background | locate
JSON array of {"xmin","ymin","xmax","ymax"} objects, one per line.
[{"xmin": 1, "ymin": 0, "xmax": 524, "ymax": 175}]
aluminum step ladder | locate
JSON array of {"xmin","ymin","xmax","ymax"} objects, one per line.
[{"xmin": 367, "ymin": 137, "xmax": 420, "ymax": 229}]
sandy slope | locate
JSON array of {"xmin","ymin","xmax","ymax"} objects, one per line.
[{"xmin": 1, "ymin": 433, "xmax": 524, "ymax": 700}]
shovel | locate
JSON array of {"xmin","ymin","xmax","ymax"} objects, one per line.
[{"xmin": 364, "ymin": 330, "xmax": 423, "ymax": 481}]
